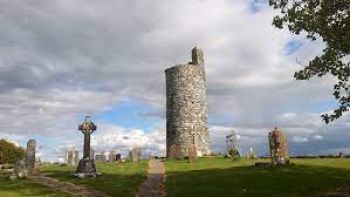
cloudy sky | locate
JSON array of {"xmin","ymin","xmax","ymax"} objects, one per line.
[{"xmin": 1, "ymin": 0, "xmax": 349, "ymax": 162}]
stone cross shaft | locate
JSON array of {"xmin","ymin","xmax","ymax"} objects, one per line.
[{"xmin": 78, "ymin": 116, "xmax": 96, "ymax": 160}]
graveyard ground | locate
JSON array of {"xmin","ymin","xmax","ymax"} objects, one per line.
[
  {"xmin": 165, "ymin": 157, "xmax": 350, "ymax": 197},
  {"xmin": 5, "ymin": 157, "xmax": 350, "ymax": 196},
  {"xmin": 0, "ymin": 171, "xmax": 71, "ymax": 197},
  {"xmin": 40, "ymin": 160, "xmax": 148, "ymax": 197}
]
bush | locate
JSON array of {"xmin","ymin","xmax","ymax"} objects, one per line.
[{"xmin": 0, "ymin": 139, "xmax": 25, "ymax": 164}]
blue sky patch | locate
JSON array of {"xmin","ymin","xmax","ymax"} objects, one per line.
[
  {"xmin": 284, "ymin": 40, "xmax": 304, "ymax": 55},
  {"xmin": 95, "ymin": 100, "xmax": 163, "ymax": 132},
  {"xmin": 311, "ymin": 100, "xmax": 339, "ymax": 113},
  {"xmin": 209, "ymin": 114, "xmax": 234, "ymax": 126},
  {"xmin": 249, "ymin": 0, "xmax": 268, "ymax": 13}
]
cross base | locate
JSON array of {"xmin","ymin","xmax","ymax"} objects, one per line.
[{"xmin": 75, "ymin": 158, "xmax": 99, "ymax": 178}]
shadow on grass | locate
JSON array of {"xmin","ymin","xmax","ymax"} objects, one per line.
[
  {"xmin": 42, "ymin": 171, "xmax": 145, "ymax": 197},
  {"xmin": 0, "ymin": 171, "xmax": 71, "ymax": 197},
  {"xmin": 41, "ymin": 162, "xmax": 148, "ymax": 197},
  {"xmin": 166, "ymin": 163, "xmax": 350, "ymax": 197}
]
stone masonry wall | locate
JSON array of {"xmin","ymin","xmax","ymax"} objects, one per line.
[{"xmin": 165, "ymin": 47, "xmax": 210, "ymax": 158}]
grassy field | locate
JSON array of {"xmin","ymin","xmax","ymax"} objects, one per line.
[
  {"xmin": 0, "ymin": 171, "xmax": 71, "ymax": 197},
  {"xmin": 165, "ymin": 157, "xmax": 350, "ymax": 197},
  {"xmin": 40, "ymin": 161, "xmax": 148, "ymax": 197},
  {"xmin": 3, "ymin": 158, "xmax": 349, "ymax": 197}
]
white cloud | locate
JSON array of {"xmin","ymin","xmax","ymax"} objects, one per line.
[
  {"xmin": 292, "ymin": 136, "xmax": 309, "ymax": 143},
  {"xmin": 90, "ymin": 123, "xmax": 166, "ymax": 157},
  {"xmin": 313, "ymin": 135, "xmax": 324, "ymax": 141}
]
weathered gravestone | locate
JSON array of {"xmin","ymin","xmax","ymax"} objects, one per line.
[
  {"xmin": 268, "ymin": 127, "xmax": 289, "ymax": 166},
  {"xmin": 10, "ymin": 160, "xmax": 27, "ymax": 179},
  {"xmin": 246, "ymin": 147, "xmax": 257, "ymax": 159},
  {"xmin": 115, "ymin": 154, "xmax": 121, "ymax": 161},
  {"xmin": 129, "ymin": 147, "xmax": 142, "ymax": 162},
  {"xmin": 226, "ymin": 131, "xmax": 240, "ymax": 160},
  {"xmin": 109, "ymin": 151, "xmax": 116, "ymax": 162},
  {"xmin": 66, "ymin": 149, "xmax": 79, "ymax": 166},
  {"xmin": 25, "ymin": 139, "xmax": 39, "ymax": 175},
  {"xmin": 75, "ymin": 116, "xmax": 98, "ymax": 177},
  {"xmin": 339, "ymin": 152, "xmax": 345, "ymax": 158},
  {"xmin": 25, "ymin": 139, "xmax": 36, "ymax": 169},
  {"xmin": 12, "ymin": 139, "xmax": 39, "ymax": 179},
  {"xmin": 95, "ymin": 154, "xmax": 105, "ymax": 163}
]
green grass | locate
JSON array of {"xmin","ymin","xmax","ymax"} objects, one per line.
[
  {"xmin": 165, "ymin": 157, "xmax": 350, "ymax": 197},
  {"xmin": 6, "ymin": 158, "xmax": 349, "ymax": 197},
  {"xmin": 40, "ymin": 161, "xmax": 148, "ymax": 197},
  {"xmin": 0, "ymin": 171, "xmax": 71, "ymax": 197}
]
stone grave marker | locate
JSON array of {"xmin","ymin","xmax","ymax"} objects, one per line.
[{"xmin": 268, "ymin": 127, "xmax": 289, "ymax": 166}]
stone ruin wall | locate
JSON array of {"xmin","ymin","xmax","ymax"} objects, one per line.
[{"xmin": 165, "ymin": 47, "xmax": 210, "ymax": 158}]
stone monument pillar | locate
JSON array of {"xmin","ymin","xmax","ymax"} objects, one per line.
[
  {"xmin": 25, "ymin": 139, "xmax": 39, "ymax": 175},
  {"xmin": 25, "ymin": 139, "xmax": 36, "ymax": 169},
  {"xmin": 129, "ymin": 147, "xmax": 142, "ymax": 162},
  {"xmin": 268, "ymin": 127, "xmax": 289, "ymax": 166},
  {"xmin": 109, "ymin": 151, "xmax": 116, "ymax": 162},
  {"xmin": 76, "ymin": 116, "xmax": 98, "ymax": 177}
]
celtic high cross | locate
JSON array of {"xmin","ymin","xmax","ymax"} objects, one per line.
[{"xmin": 78, "ymin": 115, "xmax": 96, "ymax": 160}]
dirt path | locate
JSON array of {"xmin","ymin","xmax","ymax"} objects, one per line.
[
  {"xmin": 28, "ymin": 175, "xmax": 110, "ymax": 197},
  {"xmin": 137, "ymin": 159, "xmax": 166, "ymax": 197},
  {"xmin": 322, "ymin": 186, "xmax": 350, "ymax": 197}
]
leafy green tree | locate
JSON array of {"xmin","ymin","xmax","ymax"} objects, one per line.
[
  {"xmin": 0, "ymin": 139, "xmax": 25, "ymax": 164},
  {"xmin": 269, "ymin": 0, "xmax": 350, "ymax": 123}
]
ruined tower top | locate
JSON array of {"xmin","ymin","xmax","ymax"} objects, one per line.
[{"xmin": 191, "ymin": 47, "xmax": 204, "ymax": 66}]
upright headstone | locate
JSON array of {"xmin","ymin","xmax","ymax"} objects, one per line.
[
  {"xmin": 76, "ymin": 116, "xmax": 98, "ymax": 177},
  {"xmin": 11, "ymin": 160, "xmax": 27, "ymax": 179},
  {"xmin": 268, "ymin": 127, "xmax": 289, "ymax": 166},
  {"xmin": 109, "ymin": 151, "xmax": 116, "ymax": 162},
  {"xmin": 10, "ymin": 139, "xmax": 39, "ymax": 179},
  {"xmin": 115, "ymin": 154, "xmax": 121, "ymax": 161},
  {"xmin": 95, "ymin": 154, "xmax": 105, "ymax": 163},
  {"xmin": 25, "ymin": 139, "xmax": 36, "ymax": 169},
  {"xmin": 246, "ymin": 147, "xmax": 257, "ymax": 159},
  {"xmin": 66, "ymin": 148, "xmax": 79, "ymax": 166},
  {"xmin": 67, "ymin": 149, "xmax": 74, "ymax": 165},
  {"xmin": 339, "ymin": 152, "xmax": 344, "ymax": 158},
  {"xmin": 129, "ymin": 147, "xmax": 142, "ymax": 162},
  {"xmin": 74, "ymin": 150, "xmax": 79, "ymax": 165},
  {"xmin": 25, "ymin": 139, "xmax": 39, "ymax": 175}
]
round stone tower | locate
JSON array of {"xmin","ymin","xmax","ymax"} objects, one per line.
[{"xmin": 165, "ymin": 47, "xmax": 210, "ymax": 159}]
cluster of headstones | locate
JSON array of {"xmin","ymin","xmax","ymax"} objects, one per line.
[
  {"xmin": 225, "ymin": 127, "xmax": 289, "ymax": 167},
  {"xmin": 10, "ymin": 139, "xmax": 40, "ymax": 180},
  {"xmin": 93, "ymin": 149, "xmax": 142, "ymax": 163},
  {"xmin": 94, "ymin": 152, "xmax": 122, "ymax": 163}
]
